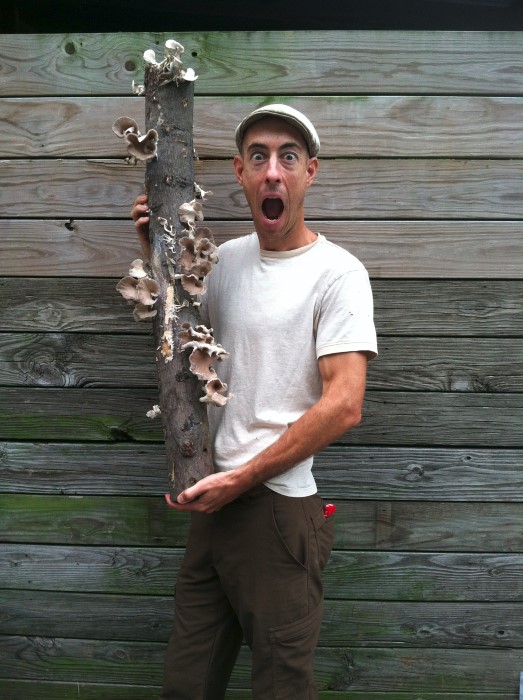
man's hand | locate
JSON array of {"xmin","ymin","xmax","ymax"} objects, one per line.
[
  {"xmin": 131, "ymin": 194, "xmax": 151, "ymax": 260},
  {"xmin": 165, "ymin": 469, "xmax": 252, "ymax": 513}
]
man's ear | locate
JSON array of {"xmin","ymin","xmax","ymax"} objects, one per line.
[
  {"xmin": 233, "ymin": 155, "xmax": 244, "ymax": 186},
  {"xmin": 306, "ymin": 157, "xmax": 319, "ymax": 188}
]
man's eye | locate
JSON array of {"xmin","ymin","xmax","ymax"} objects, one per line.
[
  {"xmin": 282, "ymin": 152, "xmax": 298, "ymax": 162},
  {"xmin": 251, "ymin": 152, "xmax": 264, "ymax": 162}
]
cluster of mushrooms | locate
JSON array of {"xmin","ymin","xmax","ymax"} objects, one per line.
[{"xmin": 114, "ymin": 39, "xmax": 231, "ymax": 409}]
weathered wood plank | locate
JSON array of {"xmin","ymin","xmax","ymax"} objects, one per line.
[
  {"xmin": 2, "ymin": 443, "xmax": 521, "ymax": 501},
  {"xmin": 3, "ymin": 96, "xmax": 523, "ymax": 158},
  {"xmin": 1, "ymin": 333, "xmax": 520, "ymax": 392},
  {"xmin": 0, "ymin": 388, "xmax": 521, "ymax": 446},
  {"xmin": 331, "ymin": 647, "xmax": 523, "ymax": 692},
  {"xmin": 1, "ymin": 32, "xmax": 522, "ymax": 96},
  {"xmin": 2, "ymin": 590, "xmax": 522, "ymax": 648},
  {"xmin": 0, "ymin": 637, "xmax": 521, "ymax": 692},
  {"xmin": 1, "ymin": 545, "xmax": 522, "ymax": 601},
  {"xmin": 0, "ymin": 681, "xmax": 166, "ymax": 700},
  {"xmin": 1, "ymin": 159, "xmax": 522, "ymax": 220},
  {"xmin": 0, "ymin": 684, "xmax": 512, "ymax": 700},
  {"xmin": 2, "ymin": 495, "xmax": 522, "ymax": 552},
  {"xmin": 367, "ymin": 337, "xmax": 523, "ymax": 393},
  {"xmin": 361, "ymin": 392, "xmax": 523, "ymax": 447},
  {"xmin": 1, "ymin": 278, "xmax": 520, "ymax": 335},
  {"xmin": 2, "ymin": 220, "xmax": 523, "ymax": 279},
  {"xmin": 373, "ymin": 280, "xmax": 523, "ymax": 335}
]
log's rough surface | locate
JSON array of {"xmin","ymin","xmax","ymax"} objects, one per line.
[
  {"xmin": 141, "ymin": 58, "xmax": 213, "ymax": 498},
  {"xmin": 0, "ymin": 30, "xmax": 522, "ymax": 699}
]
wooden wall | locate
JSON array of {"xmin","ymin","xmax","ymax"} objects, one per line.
[{"xmin": 1, "ymin": 31, "xmax": 522, "ymax": 698}]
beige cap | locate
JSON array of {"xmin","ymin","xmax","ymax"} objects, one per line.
[{"xmin": 235, "ymin": 104, "xmax": 320, "ymax": 157}]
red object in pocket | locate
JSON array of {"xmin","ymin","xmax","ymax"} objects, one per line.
[{"xmin": 323, "ymin": 503, "xmax": 336, "ymax": 518}]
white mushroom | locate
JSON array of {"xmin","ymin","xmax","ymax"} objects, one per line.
[
  {"xmin": 181, "ymin": 68, "xmax": 198, "ymax": 82},
  {"xmin": 112, "ymin": 117, "xmax": 139, "ymax": 138},
  {"xmin": 129, "ymin": 259, "xmax": 150, "ymax": 279},
  {"xmin": 135, "ymin": 277, "xmax": 160, "ymax": 305},
  {"xmin": 178, "ymin": 323, "xmax": 215, "ymax": 346},
  {"xmin": 179, "ymin": 199, "xmax": 204, "ymax": 228},
  {"xmin": 178, "ymin": 235, "xmax": 216, "ymax": 274},
  {"xmin": 200, "ymin": 378, "xmax": 230, "ymax": 407},
  {"xmin": 133, "ymin": 303, "xmax": 158, "ymax": 322},
  {"xmin": 125, "ymin": 129, "xmax": 158, "ymax": 161},
  {"xmin": 180, "ymin": 274, "xmax": 205, "ymax": 295},
  {"xmin": 143, "ymin": 49, "xmax": 160, "ymax": 66},
  {"xmin": 188, "ymin": 348, "xmax": 218, "ymax": 381},
  {"xmin": 146, "ymin": 404, "xmax": 161, "ymax": 419},
  {"xmin": 165, "ymin": 39, "xmax": 185, "ymax": 58},
  {"xmin": 195, "ymin": 184, "xmax": 213, "ymax": 200},
  {"xmin": 116, "ymin": 276, "xmax": 141, "ymax": 302}
]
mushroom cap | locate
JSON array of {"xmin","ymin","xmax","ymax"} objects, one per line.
[
  {"xmin": 128, "ymin": 259, "xmax": 150, "ymax": 279},
  {"xmin": 165, "ymin": 39, "xmax": 185, "ymax": 56},
  {"xmin": 116, "ymin": 276, "xmax": 140, "ymax": 302},
  {"xmin": 112, "ymin": 117, "xmax": 139, "ymax": 138},
  {"xmin": 133, "ymin": 303, "xmax": 158, "ymax": 322},
  {"xmin": 125, "ymin": 129, "xmax": 158, "ymax": 161},
  {"xmin": 200, "ymin": 378, "xmax": 230, "ymax": 407},
  {"xmin": 181, "ymin": 68, "xmax": 198, "ymax": 82},
  {"xmin": 179, "ymin": 200, "xmax": 204, "ymax": 226},
  {"xmin": 136, "ymin": 277, "xmax": 160, "ymax": 305},
  {"xmin": 132, "ymin": 81, "xmax": 145, "ymax": 96},
  {"xmin": 188, "ymin": 348, "xmax": 218, "ymax": 381},
  {"xmin": 178, "ymin": 323, "xmax": 215, "ymax": 346},
  {"xmin": 143, "ymin": 49, "xmax": 159, "ymax": 65},
  {"xmin": 180, "ymin": 274, "xmax": 205, "ymax": 295}
]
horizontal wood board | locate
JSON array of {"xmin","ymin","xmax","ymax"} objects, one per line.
[
  {"xmin": 1, "ymin": 279, "xmax": 521, "ymax": 334},
  {"xmin": 2, "ymin": 158, "xmax": 522, "ymax": 220},
  {"xmin": 1, "ymin": 32, "xmax": 522, "ymax": 97},
  {"xmin": 1, "ymin": 220, "xmax": 523, "ymax": 278},
  {"xmin": 3, "ymin": 95, "xmax": 523, "ymax": 158},
  {"xmin": 1, "ymin": 333, "xmax": 521, "ymax": 392}
]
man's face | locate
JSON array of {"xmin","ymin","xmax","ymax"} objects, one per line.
[{"xmin": 233, "ymin": 117, "xmax": 318, "ymax": 251}]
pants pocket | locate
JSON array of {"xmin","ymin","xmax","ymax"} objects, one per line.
[
  {"xmin": 271, "ymin": 491, "xmax": 309, "ymax": 570},
  {"xmin": 311, "ymin": 505, "xmax": 335, "ymax": 571},
  {"xmin": 268, "ymin": 600, "xmax": 322, "ymax": 699}
]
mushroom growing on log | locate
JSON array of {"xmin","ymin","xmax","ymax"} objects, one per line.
[{"xmin": 114, "ymin": 40, "xmax": 230, "ymax": 499}]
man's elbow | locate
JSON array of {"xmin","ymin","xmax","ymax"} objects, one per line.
[{"xmin": 340, "ymin": 405, "xmax": 363, "ymax": 432}]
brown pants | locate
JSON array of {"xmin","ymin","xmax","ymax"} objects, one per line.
[{"xmin": 160, "ymin": 485, "xmax": 335, "ymax": 699}]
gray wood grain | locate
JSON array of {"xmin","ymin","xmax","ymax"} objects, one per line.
[
  {"xmin": 0, "ymin": 388, "xmax": 520, "ymax": 445},
  {"xmin": 1, "ymin": 159, "xmax": 521, "ymax": 219},
  {"xmin": 3, "ymin": 95, "xmax": 523, "ymax": 158},
  {"xmin": 1, "ymin": 333, "xmax": 521, "ymax": 392},
  {"xmin": 1, "ymin": 31, "xmax": 522, "ymax": 96},
  {"xmin": 2, "ymin": 220, "xmax": 522, "ymax": 278}
]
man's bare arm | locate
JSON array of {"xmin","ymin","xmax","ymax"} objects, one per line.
[{"xmin": 171, "ymin": 350, "xmax": 369, "ymax": 512}]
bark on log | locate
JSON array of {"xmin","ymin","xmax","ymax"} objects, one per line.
[
  {"xmin": 113, "ymin": 43, "xmax": 230, "ymax": 498},
  {"xmin": 144, "ymin": 66, "xmax": 214, "ymax": 499}
]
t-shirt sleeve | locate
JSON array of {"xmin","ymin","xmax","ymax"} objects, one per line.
[{"xmin": 315, "ymin": 267, "xmax": 378, "ymax": 360}]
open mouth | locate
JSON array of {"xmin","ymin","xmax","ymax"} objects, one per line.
[{"xmin": 262, "ymin": 197, "xmax": 284, "ymax": 221}]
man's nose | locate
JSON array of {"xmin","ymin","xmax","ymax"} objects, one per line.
[{"xmin": 265, "ymin": 155, "xmax": 282, "ymax": 182}]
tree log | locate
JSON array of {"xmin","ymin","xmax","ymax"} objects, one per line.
[
  {"xmin": 145, "ymin": 66, "xmax": 214, "ymax": 499},
  {"xmin": 111, "ymin": 44, "xmax": 227, "ymax": 500}
]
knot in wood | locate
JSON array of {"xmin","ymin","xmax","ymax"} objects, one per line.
[
  {"xmin": 180, "ymin": 440, "xmax": 196, "ymax": 457},
  {"xmin": 404, "ymin": 463, "xmax": 425, "ymax": 481}
]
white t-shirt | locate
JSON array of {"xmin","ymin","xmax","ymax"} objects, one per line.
[{"xmin": 200, "ymin": 232, "xmax": 377, "ymax": 497}]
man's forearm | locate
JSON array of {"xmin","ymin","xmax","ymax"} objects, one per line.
[
  {"xmin": 232, "ymin": 388, "xmax": 361, "ymax": 492},
  {"xmin": 171, "ymin": 351, "xmax": 368, "ymax": 512}
]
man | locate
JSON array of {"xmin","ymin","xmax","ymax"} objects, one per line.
[{"xmin": 132, "ymin": 104, "xmax": 377, "ymax": 699}]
